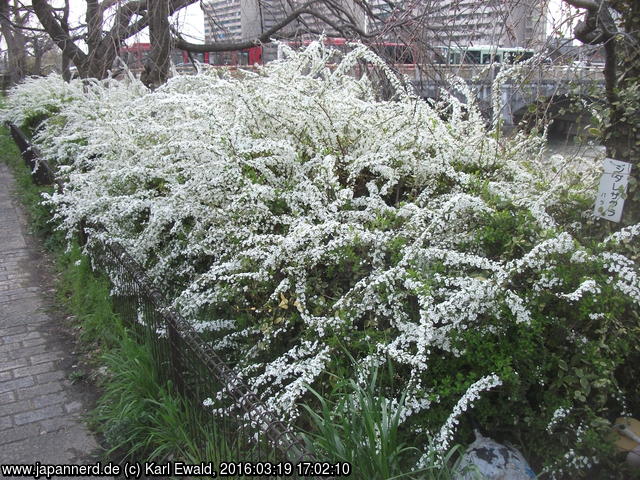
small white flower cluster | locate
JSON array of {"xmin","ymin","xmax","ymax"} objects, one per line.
[
  {"xmin": 0, "ymin": 74, "xmax": 86, "ymax": 127},
  {"xmin": 570, "ymin": 249, "xmax": 594, "ymax": 264},
  {"xmin": 429, "ymin": 374, "xmax": 502, "ymax": 458},
  {"xmin": 603, "ymin": 222, "xmax": 640, "ymax": 245},
  {"xmin": 546, "ymin": 406, "xmax": 570, "ymax": 433},
  {"xmin": 532, "ymin": 272, "xmax": 563, "ymax": 292},
  {"xmin": 601, "ymin": 252, "xmax": 640, "ymax": 304},
  {"xmin": 191, "ymin": 319, "xmax": 236, "ymax": 333},
  {"xmin": 559, "ymin": 279, "xmax": 601, "ymax": 302},
  {"xmin": 394, "ymin": 395, "xmax": 433, "ymax": 426},
  {"xmin": 248, "ymin": 340, "xmax": 331, "ymax": 423},
  {"xmin": 504, "ymin": 290, "xmax": 531, "ymax": 324},
  {"xmin": 562, "ymin": 449, "xmax": 598, "ymax": 473}
]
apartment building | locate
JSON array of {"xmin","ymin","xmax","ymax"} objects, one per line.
[
  {"xmin": 202, "ymin": 0, "xmax": 370, "ymax": 42},
  {"xmin": 203, "ymin": 0, "xmax": 305, "ymax": 42},
  {"xmin": 202, "ymin": 0, "xmax": 547, "ymax": 48},
  {"xmin": 426, "ymin": 0, "xmax": 547, "ymax": 48}
]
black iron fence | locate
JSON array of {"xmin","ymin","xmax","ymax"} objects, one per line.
[{"xmin": 6, "ymin": 122, "xmax": 328, "ymax": 477}]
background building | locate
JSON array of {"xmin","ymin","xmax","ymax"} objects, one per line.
[
  {"xmin": 203, "ymin": 0, "xmax": 371, "ymax": 42},
  {"xmin": 203, "ymin": 0, "xmax": 242, "ymax": 41},
  {"xmin": 427, "ymin": 0, "xmax": 547, "ymax": 48},
  {"xmin": 203, "ymin": 0, "xmax": 301, "ymax": 42},
  {"xmin": 202, "ymin": 0, "xmax": 548, "ymax": 49}
]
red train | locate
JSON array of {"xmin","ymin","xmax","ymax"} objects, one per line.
[
  {"xmin": 119, "ymin": 42, "xmax": 263, "ymax": 68},
  {"xmin": 119, "ymin": 38, "xmax": 414, "ymax": 69}
]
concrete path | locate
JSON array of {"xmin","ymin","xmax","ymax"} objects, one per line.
[{"xmin": 0, "ymin": 162, "xmax": 111, "ymax": 477}]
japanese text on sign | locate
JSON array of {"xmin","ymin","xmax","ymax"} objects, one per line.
[{"xmin": 594, "ymin": 158, "xmax": 632, "ymax": 223}]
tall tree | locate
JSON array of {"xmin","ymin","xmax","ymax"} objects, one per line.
[
  {"xmin": 30, "ymin": 0, "xmax": 409, "ymax": 83},
  {"xmin": 25, "ymin": 31, "xmax": 54, "ymax": 76},
  {"xmin": 32, "ymin": 0, "xmax": 199, "ymax": 79},
  {"xmin": 59, "ymin": 0, "xmax": 71, "ymax": 81},
  {"xmin": 0, "ymin": 0, "xmax": 28, "ymax": 84},
  {"xmin": 142, "ymin": 0, "xmax": 171, "ymax": 88}
]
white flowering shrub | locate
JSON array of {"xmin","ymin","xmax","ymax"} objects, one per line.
[
  {"xmin": 5, "ymin": 43, "xmax": 640, "ymax": 477},
  {"xmin": 0, "ymin": 74, "xmax": 86, "ymax": 133}
]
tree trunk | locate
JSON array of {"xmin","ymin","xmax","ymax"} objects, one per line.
[
  {"xmin": 85, "ymin": 41, "xmax": 118, "ymax": 79},
  {"xmin": 32, "ymin": 0, "xmax": 89, "ymax": 77},
  {"xmin": 604, "ymin": 3, "xmax": 640, "ymax": 165},
  {"xmin": 61, "ymin": 53, "xmax": 72, "ymax": 81},
  {"xmin": 606, "ymin": 1, "xmax": 640, "ymax": 224},
  {"xmin": 567, "ymin": 0, "xmax": 640, "ymax": 224},
  {"xmin": 142, "ymin": 0, "xmax": 171, "ymax": 88},
  {"xmin": 60, "ymin": 0, "xmax": 72, "ymax": 81},
  {"xmin": 32, "ymin": 43, "xmax": 42, "ymax": 76}
]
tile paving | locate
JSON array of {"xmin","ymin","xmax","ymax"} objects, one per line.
[{"xmin": 0, "ymin": 162, "xmax": 111, "ymax": 478}]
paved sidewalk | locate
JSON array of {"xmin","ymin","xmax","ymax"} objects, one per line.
[{"xmin": 0, "ymin": 162, "xmax": 110, "ymax": 476}]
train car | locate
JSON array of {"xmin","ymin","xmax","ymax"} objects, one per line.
[
  {"xmin": 171, "ymin": 49, "xmax": 206, "ymax": 66},
  {"xmin": 121, "ymin": 43, "xmax": 263, "ymax": 67},
  {"xmin": 208, "ymin": 46, "xmax": 263, "ymax": 66},
  {"xmin": 120, "ymin": 43, "xmax": 211, "ymax": 70},
  {"xmin": 120, "ymin": 40, "xmax": 533, "ymax": 73},
  {"xmin": 434, "ymin": 45, "xmax": 534, "ymax": 65},
  {"xmin": 119, "ymin": 39, "xmax": 419, "ymax": 72}
]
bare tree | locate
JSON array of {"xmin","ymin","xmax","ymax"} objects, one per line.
[
  {"xmin": 141, "ymin": 0, "xmax": 171, "ymax": 87},
  {"xmin": 174, "ymin": 0, "xmax": 374, "ymax": 53},
  {"xmin": 0, "ymin": 0, "xmax": 28, "ymax": 84},
  {"xmin": 59, "ymin": 0, "xmax": 71, "ymax": 80},
  {"xmin": 30, "ymin": 0, "xmax": 420, "ymax": 85},
  {"xmin": 0, "ymin": 0, "xmax": 63, "ymax": 82},
  {"xmin": 26, "ymin": 1, "xmax": 549, "ymax": 86},
  {"xmin": 31, "ymin": 0, "xmax": 199, "ymax": 79},
  {"xmin": 25, "ymin": 31, "xmax": 55, "ymax": 76}
]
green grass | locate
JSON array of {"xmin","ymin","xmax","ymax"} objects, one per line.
[
  {"xmin": 301, "ymin": 368, "xmax": 467, "ymax": 480},
  {"xmin": 57, "ymin": 244, "xmax": 125, "ymax": 348},
  {"xmin": 0, "ymin": 128, "xmax": 63, "ymax": 249},
  {"xmin": 58, "ymin": 245, "xmax": 237, "ymax": 466},
  {"xmin": 93, "ymin": 331, "xmax": 235, "ymax": 465}
]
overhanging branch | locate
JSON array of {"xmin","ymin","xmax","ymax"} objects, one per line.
[{"xmin": 174, "ymin": 0, "xmax": 347, "ymax": 52}]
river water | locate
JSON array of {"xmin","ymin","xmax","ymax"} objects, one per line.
[{"xmin": 544, "ymin": 135, "xmax": 606, "ymax": 162}]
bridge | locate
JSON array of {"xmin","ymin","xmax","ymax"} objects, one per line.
[{"xmin": 394, "ymin": 63, "xmax": 604, "ymax": 129}]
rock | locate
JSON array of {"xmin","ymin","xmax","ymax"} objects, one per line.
[
  {"xmin": 627, "ymin": 446, "xmax": 640, "ymax": 469},
  {"xmin": 455, "ymin": 430, "xmax": 536, "ymax": 480}
]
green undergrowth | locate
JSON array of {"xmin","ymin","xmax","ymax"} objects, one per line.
[
  {"xmin": 0, "ymin": 128, "xmax": 61, "ymax": 248},
  {"xmin": 62, "ymin": 246, "xmax": 237, "ymax": 467},
  {"xmin": 90, "ymin": 310, "xmax": 235, "ymax": 465},
  {"xmin": 301, "ymin": 366, "xmax": 467, "ymax": 480},
  {"xmin": 1, "ymin": 126, "xmax": 235, "ymax": 471}
]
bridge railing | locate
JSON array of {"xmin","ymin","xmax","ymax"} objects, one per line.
[
  {"xmin": 399, "ymin": 63, "xmax": 604, "ymax": 84},
  {"xmin": 122, "ymin": 60, "xmax": 604, "ymax": 89}
]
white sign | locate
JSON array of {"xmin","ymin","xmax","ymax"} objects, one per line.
[{"xmin": 594, "ymin": 158, "xmax": 632, "ymax": 223}]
